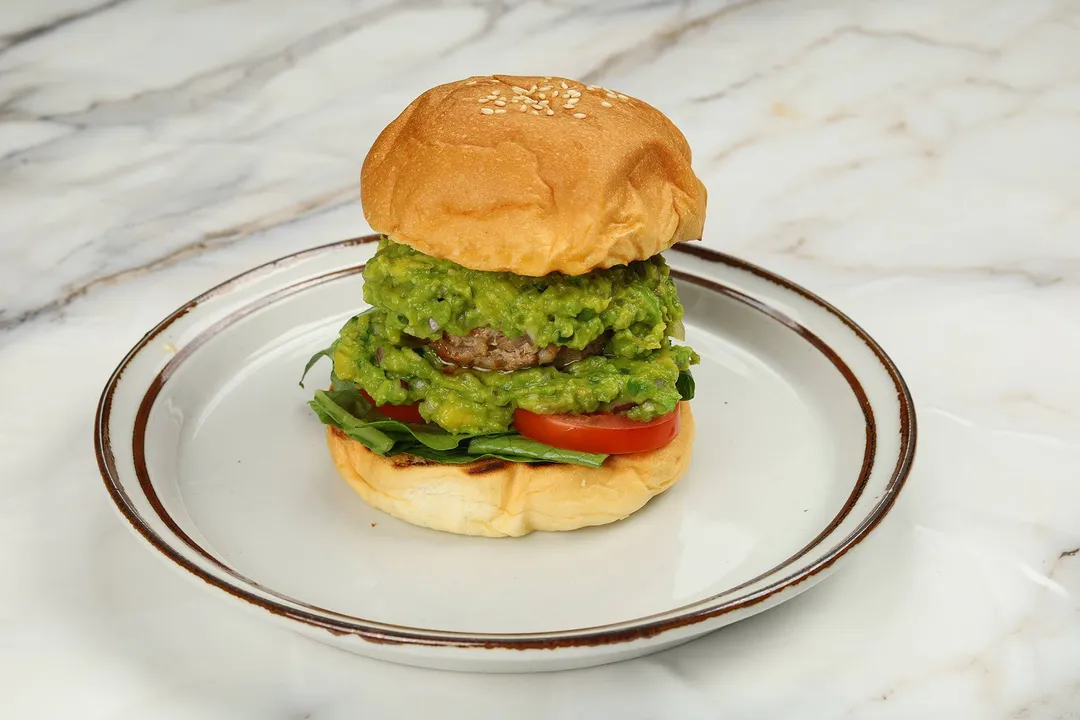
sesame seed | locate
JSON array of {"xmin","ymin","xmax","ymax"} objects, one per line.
[
  {"xmin": 512, "ymin": 86, "xmax": 526, "ymax": 93},
  {"xmin": 561, "ymin": 81, "xmax": 569, "ymax": 89},
  {"xmin": 538, "ymin": 92, "xmax": 546, "ymax": 99},
  {"xmin": 531, "ymin": 110, "xmax": 539, "ymax": 115},
  {"xmin": 539, "ymin": 86, "xmax": 551, "ymax": 91},
  {"xmin": 494, "ymin": 100, "xmax": 506, "ymax": 106},
  {"xmin": 561, "ymin": 103, "xmax": 570, "ymax": 109},
  {"xmin": 587, "ymin": 85, "xmax": 598, "ymax": 90},
  {"xmin": 568, "ymin": 89, "xmax": 580, "ymax": 97},
  {"xmin": 573, "ymin": 112, "xmax": 586, "ymax": 118},
  {"xmin": 465, "ymin": 80, "xmax": 477, "ymax": 86},
  {"xmin": 606, "ymin": 92, "xmax": 617, "ymax": 99},
  {"xmin": 617, "ymin": 93, "xmax": 628, "ymax": 100},
  {"xmin": 537, "ymin": 99, "xmax": 549, "ymax": 106},
  {"xmin": 495, "ymin": 108, "xmax": 507, "ymax": 114},
  {"xmin": 546, "ymin": 108, "xmax": 554, "ymax": 115},
  {"xmin": 481, "ymin": 107, "xmax": 494, "ymax": 115},
  {"xmin": 530, "ymin": 85, "xmax": 537, "ymax": 92},
  {"xmin": 492, "ymin": 89, "xmax": 500, "ymax": 96},
  {"xmin": 520, "ymin": 104, "xmax": 527, "ymax": 112},
  {"xmin": 601, "ymin": 101, "xmax": 612, "ymax": 107}
]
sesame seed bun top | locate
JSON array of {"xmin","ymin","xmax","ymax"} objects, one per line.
[{"xmin": 359, "ymin": 74, "xmax": 708, "ymax": 276}]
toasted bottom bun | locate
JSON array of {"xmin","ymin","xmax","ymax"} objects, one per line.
[{"xmin": 325, "ymin": 404, "xmax": 695, "ymax": 538}]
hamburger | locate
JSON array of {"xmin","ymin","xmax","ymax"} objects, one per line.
[{"xmin": 301, "ymin": 74, "xmax": 706, "ymax": 538}]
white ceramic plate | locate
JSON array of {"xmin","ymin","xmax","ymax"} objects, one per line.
[{"xmin": 95, "ymin": 236, "xmax": 915, "ymax": 673}]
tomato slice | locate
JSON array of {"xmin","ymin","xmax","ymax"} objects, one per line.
[
  {"xmin": 360, "ymin": 389, "xmax": 424, "ymax": 424},
  {"xmin": 513, "ymin": 405, "xmax": 681, "ymax": 455}
]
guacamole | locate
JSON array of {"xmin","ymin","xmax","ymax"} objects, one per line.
[
  {"xmin": 332, "ymin": 309, "xmax": 697, "ymax": 434},
  {"xmin": 310, "ymin": 237, "xmax": 699, "ymax": 437},
  {"xmin": 362, "ymin": 238, "xmax": 685, "ymax": 359}
]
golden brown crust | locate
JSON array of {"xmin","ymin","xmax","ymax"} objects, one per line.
[
  {"xmin": 360, "ymin": 75, "xmax": 707, "ymax": 276},
  {"xmin": 325, "ymin": 404, "xmax": 695, "ymax": 537}
]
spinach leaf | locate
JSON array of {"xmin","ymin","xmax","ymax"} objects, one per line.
[
  {"xmin": 363, "ymin": 419, "xmax": 476, "ymax": 451},
  {"xmin": 309, "ymin": 390, "xmax": 395, "ymax": 455},
  {"xmin": 468, "ymin": 435, "xmax": 607, "ymax": 468},
  {"xmin": 309, "ymin": 388, "xmax": 489, "ymax": 453},
  {"xmin": 399, "ymin": 436, "xmax": 607, "ymax": 468},
  {"xmin": 676, "ymin": 370, "xmax": 696, "ymax": 401},
  {"xmin": 392, "ymin": 444, "xmax": 528, "ymax": 465},
  {"xmin": 323, "ymin": 373, "xmax": 372, "ymax": 418},
  {"xmin": 306, "ymin": 355, "xmax": 611, "ymax": 468},
  {"xmin": 299, "ymin": 344, "xmax": 335, "ymax": 388}
]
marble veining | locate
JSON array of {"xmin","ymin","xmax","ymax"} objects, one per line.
[{"xmin": 2, "ymin": 0, "xmax": 1079, "ymax": 717}]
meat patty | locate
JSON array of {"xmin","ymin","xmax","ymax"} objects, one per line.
[{"xmin": 431, "ymin": 327, "xmax": 607, "ymax": 371}]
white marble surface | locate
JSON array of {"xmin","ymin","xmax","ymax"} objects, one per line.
[{"xmin": 2, "ymin": 0, "xmax": 1079, "ymax": 717}]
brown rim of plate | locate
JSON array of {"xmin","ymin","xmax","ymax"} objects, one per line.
[{"xmin": 94, "ymin": 235, "xmax": 917, "ymax": 650}]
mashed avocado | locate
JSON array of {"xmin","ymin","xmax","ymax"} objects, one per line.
[
  {"xmin": 332, "ymin": 309, "xmax": 698, "ymax": 434},
  {"xmin": 363, "ymin": 238, "xmax": 685, "ymax": 359},
  {"xmin": 319, "ymin": 237, "xmax": 700, "ymax": 435}
]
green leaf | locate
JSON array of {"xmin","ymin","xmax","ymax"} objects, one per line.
[
  {"xmin": 324, "ymin": 379, "xmax": 371, "ymax": 418},
  {"xmin": 306, "ymin": 358, "xmax": 610, "ymax": 468},
  {"xmin": 363, "ymin": 419, "xmax": 475, "ymax": 451},
  {"xmin": 328, "ymin": 381, "xmax": 483, "ymax": 451},
  {"xmin": 394, "ymin": 444, "xmax": 529, "ymax": 465},
  {"xmin": 676, "ymin": 370, "xmax": 696, "ymax": 401},
  {"xmin": 468, "ymin": 435, "xmax": 607, "ymax": 468},
  {"xmin": 310, "ymin": 384, "xmax": 488, "ymax": 453},
  {"xmin": 400, "ymin": 436, "xmax": 607, "ymax": 467},
  {"xmin": 299, "ymin": 344, "xmax": 335, "ymax": 388},
  {"xmin": 309, "ymin": 390, "xmax": 395, "ymax": 455}
]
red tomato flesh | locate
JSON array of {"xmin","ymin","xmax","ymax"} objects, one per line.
[
  {"xmin": 360, "ymin": 389, "xmax": 424, "ymax": 424},
  {"xmin": 513, "ymin": 405, "xmax": 681, "ymax": 455}
]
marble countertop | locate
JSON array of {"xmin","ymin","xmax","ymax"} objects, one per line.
[{"xmin": 3, "ymin": 0, "xmax": 1079, "ymax": 717}]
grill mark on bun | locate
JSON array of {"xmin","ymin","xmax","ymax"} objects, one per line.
[
  {"xmin": 464, "ymin": 458, "xmax": 508, "ymax": 475},
  {"xmin": 391, "ymin": 454, "xmax": 437, "ymax": 468}
]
